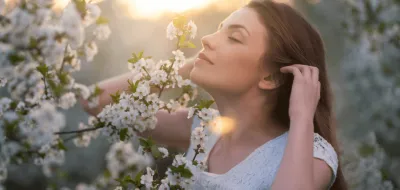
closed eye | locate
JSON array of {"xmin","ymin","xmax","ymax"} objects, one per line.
[{"xmin": 228, "ymin": 37, "xmax": 241, "ymax": 43}]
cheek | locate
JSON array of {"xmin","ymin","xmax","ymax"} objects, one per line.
[{"xmin": 214, "ymin": 58, "xmax": 259, "ymax": 92}]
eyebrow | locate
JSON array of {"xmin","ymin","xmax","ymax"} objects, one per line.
[{"xmin": 218, "ymin": 23, "xmax": 250, "ymax": 36}]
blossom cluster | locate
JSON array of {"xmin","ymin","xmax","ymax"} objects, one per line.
[
  {"xmin": 97, "ymin": 48, "xmax": 196, "ymax": 143},
  {"xmin": 340, "ymin": 0, "xmax": 400, "ymax": 188},
  {"xmin": 0, "ymin": 0, "xmax": 111, "ymax": 188}
]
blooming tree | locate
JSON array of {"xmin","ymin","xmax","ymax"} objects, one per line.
[
  {"xmin": 0, "ymin": 0, "xmax": 221, "ymax": 189},
  {"xmin": 339, "ymin": 0, "xmax": 400, "ymax": 189}
]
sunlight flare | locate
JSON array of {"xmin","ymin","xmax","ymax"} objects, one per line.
[{"xmin": 210, "ymin": 116, "xmax": 236, "ymax": 135}]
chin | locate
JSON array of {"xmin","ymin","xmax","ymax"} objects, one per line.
[{"xmin": 190, "ymin": 67, "xmax": 219, "ymax": 92}]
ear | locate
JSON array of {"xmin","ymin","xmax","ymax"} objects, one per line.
[{"xmin": 258, "ymin": 73, "xmax": 281, "ymax": 90}]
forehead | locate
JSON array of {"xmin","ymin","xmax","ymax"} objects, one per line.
[{"xmin": 222, "ymin": 7, "xmax": 267, "ymax": 36}]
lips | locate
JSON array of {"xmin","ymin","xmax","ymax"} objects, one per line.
[{"xmin": 197, "ymin": 52, "xmax": 214, "ymax": 65}]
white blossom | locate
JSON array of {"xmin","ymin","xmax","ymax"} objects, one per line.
[
  {"xmin": 59, "ymin": 92, "xmax": 77, "ymax": 109},
  {"xmin": 84, "ymin": 41, "xmax": 98, "ymax": 62},
  {"xmin": 191, "ymin": 127, "xmax": 207, "ymax": 152},
  {"xmin": 73, "ymin": 123, "xmax": 92, "ymax": 147},
  {"xmin": 187, "ymin": 20, "xmax": 197, "ymax": 39},
  {"xmin": 0, "ymin": 162, "xmax": 7, "ymax": 182},
  {"xmin": 0, "ymin": 78, "xmax": 7, "ymax": 87},
  {"xmin": 187, "ymin": 107, "xmax": 195, "ymax": 119},
  {"xmin": 198, "ymin": 108, "xmax": 218, "ymax": 122},
  {"xmin": 75, "ymin": 183, "xmax": 97, "ymax": 190},
  {"xmin": 166, "ymin": 22, "xmax": 178, "ymax": 40},
  {"xmin": 158, "ymin": 147, "xmax": 169, "ymax": 158},
  {"xmin": 93, "ymin": 24, "xmax": 111, "ymax": 41},
  {"xmin": 62, "ymin": 3, "xmax": 84, "ymax": 49},
  {"xmin": 73, "ymin": 83, "xmax": 91, "ymax": 100},
  {"xmin": 140, "ymin": 167, "xmax": 155, "ymax": 189},
  {"xmin": 158, "ymin": 178, "xmax": 170, "ymax": 190},
  {"xmin": 106, "ymin": 142, "xmax": 151, "ymax": 178},
  {"xmin": 83, "ymin": 4, "xmax": 101, "ymax": 27}
]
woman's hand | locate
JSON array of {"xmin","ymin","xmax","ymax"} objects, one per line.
[{"xmin": 280, "ymin": 64, "xmax": 320, "ymax": 124}]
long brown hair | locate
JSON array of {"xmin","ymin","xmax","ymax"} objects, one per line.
[{"xmin": 246, "ymin": 0, "xmax": 347, "ymax": 189}]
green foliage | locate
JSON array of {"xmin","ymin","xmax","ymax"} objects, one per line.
[
  {"xmin": 57, "ymin": 139, "xmax": 67, "ymax": 151},
  {"xmin": 170, "ymin": 165, "xmax": 193, "ymax": 178},
  {"xmin": 36, "ymin": 64, "xmax": 49, "ymax": 77},
  {"xmin": 96, "ymin": 16, "xmax": 109, "ymax": 25},
  {"xmin": 172, "ymin": 15, "xmax": 188, "ymax": 30},
  {"xmin": 111, "ymin": 90, "xmax": 121, "ymax": 104},
  {"xmin": 119, "ymin": 128, "xmax": 128, "ymax": 141},
  {"xmin": 151, "ymin": 144, "xmax": 161, "ymax": 159},
  {"xmin": 128, "ymin": 50, "xmax": 152, "ymax": 64},
  {"xmin": 195, "ymin": 100, "xmax": 215, "ymax": 110},
  {"xmin": 358, "ymin": 144, "xmax": 375, "ymax": 157},
  {"xmin": 73, "ymin": 0, "xmax": 87, "ymax": 17},
  {"xmin": 127, "ymin": 79, "xmax": 140, "ymax": 93}
]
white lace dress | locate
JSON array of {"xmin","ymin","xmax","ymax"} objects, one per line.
[{"xmin": 185, "ymin": 116, "xmax": 338, "ymax": 190}]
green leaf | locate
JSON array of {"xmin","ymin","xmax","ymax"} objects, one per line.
[
  {"xmin": 128, "ymin": 58, "xmax": 137, "ymax": 64},
  {"xmin": 172, "ymin": 15, "xmax": 187, "ymax": 30},
  {"xmin": 104, "ymin": 169, "xmax": 112, "ymax": 179},
  {"xmin": 134, "ymin": 170, "xmax": 143, "ymax": 184},
  {"xmin": 380, "ymin": 168, "xmax": 390, "ymax": 181},
  {"xmin": 197, "ymin": 100, "xmax": 214, "ymax": 109},
  {"xmin": 139, "ymin": 138, "xmax": 149, "ymax": 147},
  {"xmin": 119, "ymin": 128, "xmax": 128, "ymax": 141},
  {"xmin": 170, "ymin": 165, "xmax": 193, "ymax": 178},
  {"xmin": 111, "ymin": 90, "xmax": 121, "ymax": 104},
  {"xmin": 5, "ymin": 120, "xmax": 19, "ymax": 139},
  {"xmin": 96, "ymin": 16, "xmax": 109, "ymax": 25},
  {"xmin": 186, "ymin": 41, "xmax": 196, "ymax": 48},
  {"xmin": 47, "ymin": 79, "xmax": 64, "ymax": 97},
  {"xmin": 151, "ymin": 145, "xmax": 161, "ymax": 159},
  {"xmin": 93, "ymin": 85, "xmax": 104, "ymax": 96},
  {"xmin": 57, "ymin": 140, "xmax": 67, "ymax": 151},
  {"xmin": 123, "ymin": 175, "xmax": 135, "ymax": 184},
  {"xmin": 57, "ymin": 71, "xmax": 70, "ymax": 85},
  {"xmin": 29, "ymin": 37, "xmax": 38, "ymax": 48},
  {"xmin": 8, "ymin": 53, "xmax": 25, "ymax": 65},
  {"xmin": 128, "ymin": 79, "xmax": 140, "ymax": 93},
  {"xmin": 178, "ymin": 34, "xmax": 187, "ymax": 47},
  {"xmin": 138, "ymin": 50, "xmax": 144, "ymax": 58},
  {"xmin": 377, "ymin": 22, "xmax": 386, "ymax": 34},
  {"xmin": 73, "ymin": 0, "xmax": 86, "ymax": 17},
  {"xmin": 180, "ymin": 167, "xmax": 193, "ymax": 178},
  {"xmin": 385, "ymin": 119, "xmax": 394, "ymax": 128},
  {"xmin": 358, "ymin": 144, "xmax": 375, "ymax": 157}
]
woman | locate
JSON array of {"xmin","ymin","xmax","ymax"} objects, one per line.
[{"xmin": 82, "ymin": 0, "xmax": 347, "ymax": 189}]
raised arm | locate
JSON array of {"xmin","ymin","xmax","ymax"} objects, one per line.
[{"xmin": 80, "ymin": 55, "xmax": 196, "ymax": 149}]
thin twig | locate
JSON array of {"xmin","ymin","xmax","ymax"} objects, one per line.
[{"xmin": 54, "ymin": 126, "xmax": 101, "ymax": 135}]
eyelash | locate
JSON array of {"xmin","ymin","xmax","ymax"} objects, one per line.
[{"xmin": 228, "ymin": 37, "xmax": 241, "ymax": 43}]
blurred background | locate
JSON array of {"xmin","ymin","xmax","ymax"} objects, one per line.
[{"xmin": 2, "ymin": 0, "xmax": 400, "ymax": 189}]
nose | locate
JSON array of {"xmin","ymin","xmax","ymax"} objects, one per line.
[{"xmin": 201, "ymin": 33, "xmax": 215, "ymax": 50}]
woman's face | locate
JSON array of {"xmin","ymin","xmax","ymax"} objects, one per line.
[{"xmin": 190, "ymin": 7, "xmax": 269, "ymax": 96}]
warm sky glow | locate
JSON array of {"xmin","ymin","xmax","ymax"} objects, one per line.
[
  {"xmin": 116, "ymin": 0, "xmax": 218, "ymax": 19},
  {"xmin": 114, "ymin": 0, "xmax": 293, "ymax": 19}
]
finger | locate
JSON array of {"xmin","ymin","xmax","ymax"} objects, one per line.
[
  {"xmin": 280, "ymin": 66, "xmax": 302, "ymax": 79},
  {"xmin": 311, "ymin": 66, "xmax": 319, "ymax": 84},
  {"xmin": 292, "ymin": 64, "xmax": 311, "ymax": 79}
]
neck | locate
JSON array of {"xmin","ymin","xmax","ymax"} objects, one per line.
[{"xmin": 211, "ymin": 89, "xmax": 288, "ymax": 145}]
